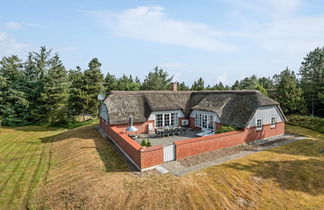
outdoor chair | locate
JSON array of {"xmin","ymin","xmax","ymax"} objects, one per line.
[
  {"xmin": 180, "ymin": 127, "xmax": 186, "ymax": 135},
  {"xmin": 168, "ymin": 128, "xmax": 174, "ymax": 136},
  {"xmin": 163, "ymin": 128, "xmax": 169, "ymax": 136},
  {"xmin": 155, "ymin": 129, "xmax": 163, "ymax": 138},
  {"xmin": 174, "ymin": 127, "xmax": 180, "ymax": 135}
]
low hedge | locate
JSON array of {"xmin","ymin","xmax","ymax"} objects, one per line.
[{"xmin": 217, "ymin": 126, "xmax": 236, "ymax": 133}]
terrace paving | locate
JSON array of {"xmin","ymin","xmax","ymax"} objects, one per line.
[{"xmin": 135, "ymin": 130, "xmax": 199, "ymax": 146}]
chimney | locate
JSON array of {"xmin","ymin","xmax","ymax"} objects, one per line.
[{"xmin": 170, "ymin": 82, "xmax": 177, "ymax": 91}]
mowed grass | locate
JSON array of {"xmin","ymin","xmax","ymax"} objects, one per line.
[
  {"xmin": 1, "ymin": 123, "xmax": 323, "ymax": 209},
  {"xmin": 0, "ymin": 126, "xmax": 65, "ymax": 209}
]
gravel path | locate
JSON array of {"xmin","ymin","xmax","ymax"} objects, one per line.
[{"xmin": 163, "ymin": 134, "xmax": 307, "ymax": 176}]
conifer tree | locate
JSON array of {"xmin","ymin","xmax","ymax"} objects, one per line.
[
  {"xmin": 191, "ymin": 77, "xmax": 204, "ymax": 90},
  {"xmin": 0, "ymin": 55, "xmax": 29, "ymax": 125},
  {"xmin": 83, "ymin": 58, "xmax": 104, "ymax": 116},
  {"xmin": 141, "ymin": 66, "xmax": 173, "ymax": 90},
  {"xmin": 274, "ymin": 68, "xmax": 305, "ymax": 114},
  {"xmin": 41, "ymin": 54, "xmax": 69, "ymax": 124}
]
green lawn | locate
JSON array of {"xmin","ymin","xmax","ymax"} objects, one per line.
[{"xmin": 0, "ymin": 126, "xmax": 65, "ymax": 209}]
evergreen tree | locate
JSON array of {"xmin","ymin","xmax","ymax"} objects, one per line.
[
  {"xmin": 104, "ymin": 72, "xmax": 118, "ymax": 92},
  {"xmin": 24, "ymin": 46, "xmax": 52, "ymax": 123},
  {"xmin": 83, "ymin": 58, "xmax": 104, "ymax": 116},
  {"xmin": 117, "ymin": 74, "xmax": 141, "ymax": 90},
  {"xmin": 178, "ymin": 82, "xmax": 189, "ymax": 91},
  {"xmin": 240, "ymin": 75, "xmax": 258, "ymax": 90},
  {"xmin": 141, "ymin": 66, "xmax": 173, "ymax": 90},
  {"xmin": 231, "ymin": 80, "xmax": 241, "ymax": 90},
  {"xmin": 41, "ymin": 54, "xmax": 69, "ymax": 124},
  {"xmin": 191, "ymin": 77, "xmax": 204, "ymax": 90},
  {"xmin": 258, "ymin": 77, "xmax": 274, "ymax": 89},
  {"xmin": 299, "ymin": 47, "xmax": 324, "ymax": 116},
  {"xmin": 274, "ymin": 68, "xmax": 305, "ymax": 114},
  {"xmin": 68, "ymin": 66, "xmax": 88, "ymax": 120},
  {"xmin": 0, "ymin": 56, "xmax": 29, "ymax": 126}
]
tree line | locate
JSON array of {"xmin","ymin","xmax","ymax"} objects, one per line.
[{"xmin": 0, "ymin": 46, "xmax": 323, "ymax": 126}]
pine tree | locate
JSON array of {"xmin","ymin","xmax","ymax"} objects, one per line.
[
  {"xmin": 274, "ymin": 68, "xmax": 305, "ymax": 114},
  {"xmin": 231, "ymin": 80, "xmax": 241, "ymax": 90},
  {"xmin": 191, "ymin": 77, "xmax": 204, "ymax": 90},
  {"xmin": 104, "ymin": 72, "xmax": 118, "ymax": 92},
  {"xmin": 23, "ymin": 46, "xmax": 52, "ymax": 123},
  {"xmin": 0, "ymin": 55, "xmax": 29, "ymax": 126},
  {"xmin": 41, "ymin": 54, "xmax": 69, "ymax": 124},
  {"xmin": 141, "ymin": 66, "xmax": 173, "ymax": 90},
  {"xmin": 68, "ymin": 66, "xmax": 88, "ymax": 120},
  {"xmin": 83, "ymin": 58, "xmax": 104, "ymax": 116},
  {"xmin": 178, "ymin": 82, "xmax": 189, "ymax": 91},
  {"xmin": 299, "ymin": 47, "xmax": 324, "ymax": 116}
]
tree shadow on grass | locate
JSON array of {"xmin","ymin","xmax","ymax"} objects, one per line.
[
  {"xmin": 40, "ymin": 125, "xmax": 132, "ymax": 172},
  {"xmin": 226, "ymin": 158, "xmax": 324, "ymax": 195}
]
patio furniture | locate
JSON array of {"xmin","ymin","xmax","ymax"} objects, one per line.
[
  {"xmin": 155, "ymin": 128, "xmax": 163, "ymax": 138},
  {"xmin": 180, "ymin": 127, "xmax": 186, "ymax": 135},
  {"xmin": 163, "ymin": 128, "xmax": 169, "ymax": 137},
  {"xmin": 168, "ymin": 128, "xmax": 174, "ymax": 136},
  {"xmin": 173, "ymin": 127, "xmax": 180, "ymax": 135},
  {"xmin": 196, "ymin": 129, "xmax": 214, "ymax": 137}
]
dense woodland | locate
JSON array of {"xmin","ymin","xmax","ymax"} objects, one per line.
[{"xmin": 0, "ymin": 46, "xmax": 323, "ymax": 126}]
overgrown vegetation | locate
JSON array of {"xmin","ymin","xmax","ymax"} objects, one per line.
[
  {"xmin": 217, "ymin": 126, "xmax": 236, "ymax": 133},
  {"xmin": 287, "ymin": 115, "xmax": 324, "ymax": 133}
]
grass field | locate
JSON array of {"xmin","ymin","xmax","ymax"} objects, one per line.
[{"xmin": 0, "ymin": 124, "xmax": 323, "ymax": 209}]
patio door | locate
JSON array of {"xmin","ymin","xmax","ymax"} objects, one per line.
[
  {"xmin": 201, "ymin": 114, "xmax": 208, "ymax": 129},
  {"xmin": 164, "ymin": 113, "xmax": 170, "ymax": 127}
]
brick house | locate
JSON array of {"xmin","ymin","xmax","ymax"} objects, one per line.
[{"xmin": 99, "ymin": 87, "xmax": 286, "ymax": 171}]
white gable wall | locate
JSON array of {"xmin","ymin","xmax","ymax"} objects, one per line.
[
  {"xmin": 247, "ymin": 105, "xmax": 285, "ymax": 127},
  {"xmin": 99, "ymin": 103, "xmax": 109, "ymax": 123},
  {"xmin": 189, "ymin": 110, "xmax": 220, "ymax": 123}
]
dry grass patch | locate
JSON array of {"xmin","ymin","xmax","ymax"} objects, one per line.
[{"xmin": 30, "ymin": 124, "xmax": 324, "ymax": 210}]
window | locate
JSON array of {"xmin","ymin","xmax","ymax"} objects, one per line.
[
  {"xmin": 270, "ymin": 116, "xmax": 276, "ymax": 128},
  {"xmin": 171, "ymin": 113, "xmax": 178, "ymax": 126},
  {"xmin": 208, "ymin": 116, "xmax": 214, "ymax": 130},
  {"xmin": 156, "ymin": 114, "xmax": 163, "ymax": 127},
  {"xmin": 195, "ymin": 113, "xmax": 201, "ymax": 127},
  {"xmin": 201, "ymin": 114, "xmax": 208, "ymax": 129},
  {"xmin": 155, "ymin": 112, "xmax": 179, "ymax": 127},
  {"xmin": 256, "ymin": 118, "xmax": 262, "ymax": 130},
  {"xmin": 164, "ymin": 113, "xmax": 170, "ymax": 126}
]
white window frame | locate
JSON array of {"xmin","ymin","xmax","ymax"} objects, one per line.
[
  {"xmin": 195, "ymin": 113, "xmax": 201, "ymax": 127},
  {"xmin": 208, "ymin": 115, "xmax": 214, "ymax": 130},
  {"xmin": 155, "ymin": 112, "xmax": 179, "ymax": 128},
  {"xmin": 201, "ymin": 114, "xmax": 208, "ymax": 129},
  {"xmin": 270, "ymin": 116, "xmax": 276, "ymax": 128},
  {"xmin": 256, "ymin": 118, "xmax": 263, "ymax": 131}
]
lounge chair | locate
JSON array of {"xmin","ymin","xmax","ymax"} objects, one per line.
[{"xmin": 196, "ymin": 130, "xmax": 215, "ymax": 137}]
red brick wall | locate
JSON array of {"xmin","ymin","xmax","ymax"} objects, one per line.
[
  {"xmin": 175, "ymin": 122, "xmax": 285, "ymax": 159},
  {"xmin": 114, "ymin": 120, "xmax": 155, "ymax": 134},
  {"xmin": 140, "ymin": 146, "xmax": 164, "ymax": 168},
  {"xmin": 189, "ymin": 117, "xmax": 202, "ymax": 131},
  {"xmin": 100, "ymin": 118, "xmax": 163, "ymax": 169}
]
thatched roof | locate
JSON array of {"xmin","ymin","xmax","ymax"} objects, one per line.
[{"xmin": 103, "ymin": 90, "xmax": 283, "ymax": 128}]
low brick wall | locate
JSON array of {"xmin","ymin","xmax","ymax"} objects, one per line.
[
  {"xmin": 175, "ymin": 122, "xmax": 285, "ymax": 159},
  {"xmin": 100, "ymin": 118, "xmax": 163, "ymax": 170}
]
